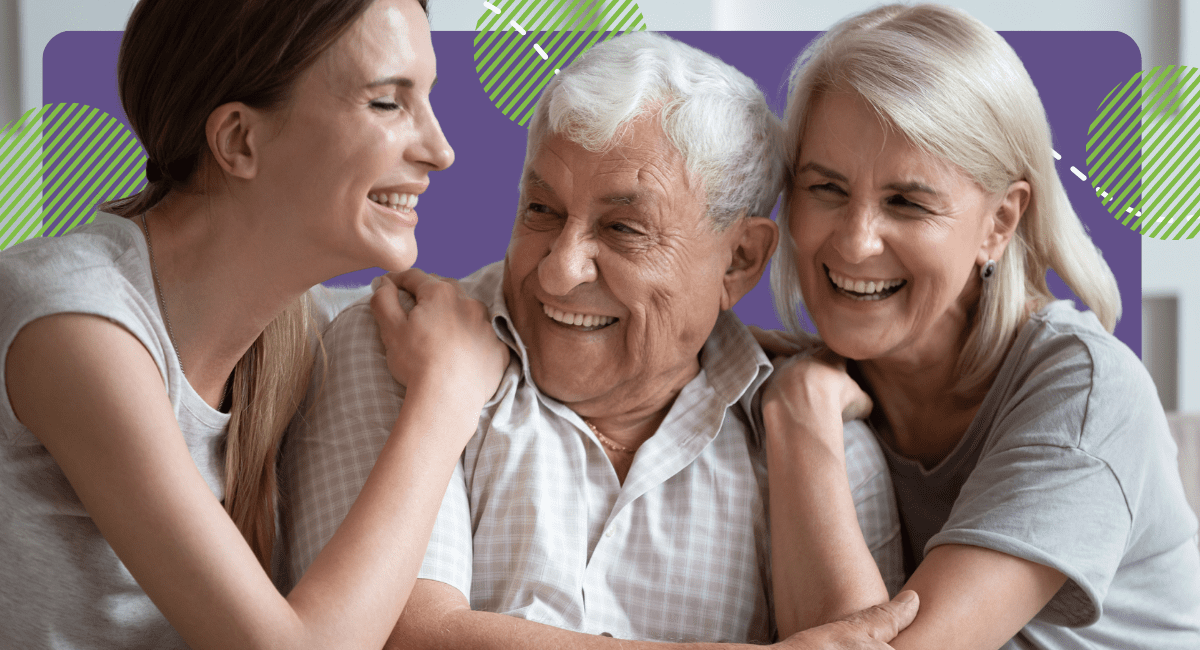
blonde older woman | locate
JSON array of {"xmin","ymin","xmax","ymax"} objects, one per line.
[{"xmin": 762, "ymin": 4, "xmax": 1200, "ymax": 649}]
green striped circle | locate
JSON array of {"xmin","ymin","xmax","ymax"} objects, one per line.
[
  {"xmin": 474, "ymin": 0, "xmax": 647, "ymax": 126},
  {"xmin": 1086, "ymin": 65, "xmax": 1200, "ymax": 240},
  {"xmin": 0, "ymin": 103, "xmax": 147, "ymax": 250}
]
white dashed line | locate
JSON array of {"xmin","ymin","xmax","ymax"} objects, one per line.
[
  {"xmin": 483, "ymin": 1, "xmax": 500, "ymax": 15},
  {"xmin": 1070, "ymin": 166, "xmax": 1087, "ymax": 181},
  {"xmin": 510, "ymin": 20, "xmax": 526, "ymax": 35},
  {"xmin": 534, "ymin": 44, "xmax": 548, "ymax": 60},
  {"xmin": 1052, "ymin": 149, "xmax": 1062, "ymax": 160}
]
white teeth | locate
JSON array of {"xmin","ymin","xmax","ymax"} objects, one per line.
[
  {"xmin": 826, "ymin": 268, "xmax": 905, "ymax": 298},
  {"xmin": 542, "ymin": 304, "xmax": 616, "ymax": 329},
  {"xmin": 369, "ymin": 192, "xmax": 419, "ymax": 212}
]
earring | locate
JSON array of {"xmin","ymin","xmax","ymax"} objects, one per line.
[{"xmin": 980, "ymin": 259, "xmax": 997, "ymax": 281}]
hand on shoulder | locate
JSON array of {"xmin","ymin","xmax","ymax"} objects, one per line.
[
  {"xmin": 370, "ymin": 269, "xmax": 508, "ymax": 408},
  {"xmin": 763, "ymin": 345, "xmax": 874, "ymax": 442}
]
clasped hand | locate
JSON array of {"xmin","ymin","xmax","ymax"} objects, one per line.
[
  {"xmin": 753, "ymin": 326, "xmax": 873, "ymax": 429},
  {"xmin": 369, "ymin": 269, "xmax": 509, "ymax": 410}
]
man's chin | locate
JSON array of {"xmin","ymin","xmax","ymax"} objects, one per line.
[{"xmin": 528, "ymin": 363, "xmax": 611, "ymax": 411}]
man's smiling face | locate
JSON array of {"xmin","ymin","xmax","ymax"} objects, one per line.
[{"xmin": 502, "ymin": 116, "xmax": 736, "ymax": 419}]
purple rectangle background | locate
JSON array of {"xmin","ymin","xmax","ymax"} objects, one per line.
[{"xmin": 43, "ymin": 30, "xmax": 1142, "ymax": 354}]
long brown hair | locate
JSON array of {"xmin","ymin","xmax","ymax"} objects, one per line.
[{"xmin": 104, "ymin": 0, "xmax": 427, "ymax": 569}]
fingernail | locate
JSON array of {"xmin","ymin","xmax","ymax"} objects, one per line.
[
  {"xmin": 371, "ymin": 276, "xmax": 382, "ymax": 292},
  {"xmin": 896, "ymin": 590, "xmax": 917, "ymax": 604}
]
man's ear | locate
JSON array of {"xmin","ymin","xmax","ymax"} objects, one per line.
[
  {"xmin": 205, "ymin": 101, "xmax": 265, "ymax": 181},
  {"xmin": 720, "ymin": 216, "xmax": 779, "ymax": 311},
  {"xmin": 978, "ymin": 179, "xmax": 1029, "ymax": 266}
]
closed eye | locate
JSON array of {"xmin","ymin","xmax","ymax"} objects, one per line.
[
  {"xmin": 886, "ymin": 194, "xmax": 925, "ymax": 210},
  {"xmin": 370, "ymin": 98, "xmax": 401, "ymax": 111},
  {"xmin": 609, "ymin": 222, "xmax": 643, "ymax": 235},
  {"xmin": 809, "ymin": 182, "xmax": 845, "ymax": 196}
]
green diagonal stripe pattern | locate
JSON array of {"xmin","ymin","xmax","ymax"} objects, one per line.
[
  {"xmin": 0, "ymin": 105, "xmax": 52, "ymax": 250},
  {"xmin": 475, "ymin": 0, "xmax": 647, "ymax": 126},
  {"xmin": 0, "ymin": 104, "xmax": 148, "ymax": 250},
  {"xmin": 1086, "ymin": 65, "xmax": 1200, "ymax": 240}
]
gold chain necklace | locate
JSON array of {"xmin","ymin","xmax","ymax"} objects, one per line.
[{"xmin": 585, "ymin": 419, "xmax": 639, "ymax": 454}]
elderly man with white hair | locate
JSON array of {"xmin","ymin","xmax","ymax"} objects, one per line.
[{"xmin": 282, "ymin": 32, "xmax": 910, "ymax": 648}]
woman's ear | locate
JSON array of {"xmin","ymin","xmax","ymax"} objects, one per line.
[
  {"xmin": 978, "ymin": 179, "xmax": 1030, "ymax": 266},
  {"xmin": 720, "ymin": 216, "xmax": 780, "ymax": 311},
  {"xmin": 205, "ymin": 102, "xmax": 263, "ymax": 180}
]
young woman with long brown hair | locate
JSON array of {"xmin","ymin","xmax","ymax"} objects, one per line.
[{"xmin": 0, "ymin": 0, "xmax": 507, "ymax": 647}]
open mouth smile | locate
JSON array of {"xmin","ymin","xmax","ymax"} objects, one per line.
[
  {"xmin": 542, "ymin": 303, "xmax": 618, "ymax": 331},
  {"xmin": 825, "ymin": 265, "xmax": 907, "ymax": 301}
]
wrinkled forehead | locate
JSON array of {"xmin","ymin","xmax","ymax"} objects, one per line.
[{"xmin": 520, "ymin": 124, "xmax": 699, "ymax": 214}]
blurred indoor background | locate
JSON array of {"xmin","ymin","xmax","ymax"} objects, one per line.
[{"xmin": 2, "ymin": 0, "xmax": 1197, "ymax": 514}]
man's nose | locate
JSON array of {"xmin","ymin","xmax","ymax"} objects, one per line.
[
  {"xmin": 538, "ymin": 218, "xmax": 598, "ymax": 296},
  {"xmin": 831, "ymin": 201, "xmax": 884, "ymax": 264}
]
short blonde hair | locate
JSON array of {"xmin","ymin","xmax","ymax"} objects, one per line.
[{"xmin": 770, "ymin": 3, "xmax": 1121, "ymax": 393}]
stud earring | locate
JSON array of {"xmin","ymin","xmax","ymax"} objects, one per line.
[{"xmin": 980, "ymin": 259, "xmax": 997, "ymax": 280}]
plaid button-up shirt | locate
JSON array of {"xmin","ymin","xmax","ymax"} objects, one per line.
[{"xmin": 281, "ymin": 261, "xmax": 902, "ymax": 643}]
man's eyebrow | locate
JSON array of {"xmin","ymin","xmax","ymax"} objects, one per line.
[
  {"xmin": 599, "ymin": 192, "xmax": 639, "ymax": 206},
  {"xmin": 524, "ymin": 170, "xmax": 554, "ymax": 193},
  {"xmin": 366, "ymin": 75, "xmax": 439, "ymax": 89},
  {"xmin": 524, "ymin": 171, "xmax": 642, "ymax": 205}
]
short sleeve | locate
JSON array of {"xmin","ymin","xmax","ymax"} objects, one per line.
[
  {"xmin": 280, "ymin": 300, "xmax": 404, "ymax": 587},
  {"xmin": 415, "ymin": 458, "xmax": 474, "ymax": 601},
  {"xmin": 929, "ymin": 443, "xmax": 1129, "ymax": 626},
  {"xmin": 0, "ymin": 234, "xmax": 166, "ymax": 446},
  {"xmin": 844, "ymin": 420, "xmax": 904, "ymax": 597}
]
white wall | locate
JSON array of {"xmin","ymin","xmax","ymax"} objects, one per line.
[
  {"xmin": 430, "ymin": 0, "xmax": 710, "ymax": 30},
  {"xmin": 0, "ymin": 0, "xmax": 18, "ymax": 128},
  {"xmin": 713, "ymin": 0, "xmax": 1179, "ymax": 69},
  {"xmin": 1145, "ymin": 239, "xmax": 1200, "ymax": 410},
  {"xmin": 12, "ymin": 0, "xmax": 137, "ymax": 114}
]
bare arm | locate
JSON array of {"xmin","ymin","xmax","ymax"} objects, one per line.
[
  {"xmin": 759, "ymin": 349, "xmax": 1066, "ymax": 649},
  {"xmin": 763, "ymin": 351, "xmax": 888, "ymax": 637},
  {"xmin": 5, "ymin": 272, "xmax": 505, "ymax": 650},
  {"xmin": 888, "ymin": 545, "xmax": 1065, "ymax": 650},
  {"xmin": 389, "ymin": 579, "xmax": 920, "ymax": 650}
]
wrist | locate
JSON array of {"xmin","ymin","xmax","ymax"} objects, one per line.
[{"xmin": 763, "ymin": 392, "xmax": 843, "ymax": 444}]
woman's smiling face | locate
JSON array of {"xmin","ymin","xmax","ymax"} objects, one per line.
[
  {"xmin": 789, "ymin": 92, "xmax": 1011, "ymax": 364},
  {"xmin": 252, "ymin": 0, "xmax": 453, "ymax": 274}
]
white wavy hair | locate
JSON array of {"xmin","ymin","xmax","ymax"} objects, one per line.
[
  {"xmin": 524, "ymin": 31, "xmax": 786, "ymax": 230},
  {"xmin": 770, "ymin": 3, "xmax": 1122, "ymax": 393}
]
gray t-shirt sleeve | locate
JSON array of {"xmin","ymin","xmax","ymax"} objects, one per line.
[
  {"xmin": 927, "ymin": 334, "xmax": 1132, "ymax": 627},
  {"xmin": 930, "ymin": 445, "xmax": 1128, "ymax": 626}
]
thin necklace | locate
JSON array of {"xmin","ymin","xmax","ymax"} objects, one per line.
[
  {"xmin": 140, "ymin": 214, "xmax": 232, "ymax": 412},
  {"xmin": 140, "ymin": 214, "xmax": 183, "ymax": 374},
  {"xmin": 585, "ymin": 419, "xmax": 639, "ymax": 454}
]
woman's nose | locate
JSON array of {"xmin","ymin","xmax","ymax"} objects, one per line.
[
  {"xmin": 408, "ymin": 102, "xmax": 455, "ymax": 171},
  {"xmin": 537, "ymin": 218, "xmax": 598, "ymax": 296},
  {"xmin": 831, "ymin": 202, "xmax": 884, "ymax": 264}
]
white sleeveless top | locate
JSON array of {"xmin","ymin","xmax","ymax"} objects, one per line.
[{"xmin": 0, "ymin": 212, "xmax": 363, "ymax": 648}]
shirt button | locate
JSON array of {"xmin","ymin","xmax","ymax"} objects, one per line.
[{"xmin": 605, "ymin": 528, "xmax": 614, "ymax": 538}]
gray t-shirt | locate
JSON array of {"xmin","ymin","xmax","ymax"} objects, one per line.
[
  {"xmin": 878, "ymin": 301, "xmax": 1200, "ymax": 649},
  {"xmin": 0, "ymin": 213, "xmax": 362, "ymax": 649}
]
